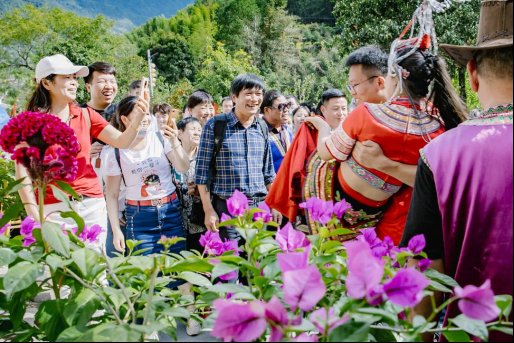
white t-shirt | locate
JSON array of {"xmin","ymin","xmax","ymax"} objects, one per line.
[{"xmin": 102, "ymin": 133, "xmax": 176, "ymax": 201}]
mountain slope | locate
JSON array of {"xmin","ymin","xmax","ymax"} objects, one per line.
[{"xmin": 0, "ymin": 0, "xmax": 195, "ymax": 27}]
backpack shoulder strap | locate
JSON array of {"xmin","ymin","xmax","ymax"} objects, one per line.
[
  {"xmin": 207, "ymin": 114, "xmax": 228, "ymax": 191},
  {"xmin": 81, "ymin": 107, "xmax": 91, "ymax": 132},
  {"xmin": 114, "ymin": 148, "xmax": 126, "ymax": 186},
  {"xmin": 257, "ymin": 118, "xmax": 269, "ymax": 140}
]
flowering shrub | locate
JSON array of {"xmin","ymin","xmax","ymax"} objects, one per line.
[{"xmin": 193, "ymin": 192, "xmax": 513, "ymax": 342}]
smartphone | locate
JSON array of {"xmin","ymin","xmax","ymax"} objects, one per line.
[
  {"xmin": 167, "ymin": 116, "xmax": 176, "ymax": 129},
  {"xmin": 140, "ymin": 77, "xmax": 149, "ymax": 100}
]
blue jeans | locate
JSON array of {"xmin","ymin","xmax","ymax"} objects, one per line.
[{"xmin": 124, "ymin": 198, "xmax": 186, "ymax": 256}]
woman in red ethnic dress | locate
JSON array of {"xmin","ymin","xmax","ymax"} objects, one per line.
[{"xmin": 305, "ymin": 37, "xmax": 468, "ymax": 237}]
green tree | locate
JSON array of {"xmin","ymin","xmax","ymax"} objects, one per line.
[
  {"xmin": 195, "ymin": 43, "xmax": 258, "ymax": 102},
  {"xmin": 152, "ymin": 33, "xmax": 197, "ymax": 84}
]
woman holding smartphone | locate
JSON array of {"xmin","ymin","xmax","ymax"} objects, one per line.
[
  {"xmin": 17, "ymin": 54, "xmax": 149, "ymax": 250},
  {"xmin": 102, "ymin": 96, "xmax": 189, "ymax": 255}
]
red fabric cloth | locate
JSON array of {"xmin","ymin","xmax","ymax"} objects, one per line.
[
  {"xmin": 266, "ymin": 123, "xmax": 318, "ymax": 221},
  {"xmin": 43, "ymin": 103, "xmax": 109, "ymax": 204},
  {"xmin": 376, "ymin": 187, "xmax": 413, "ymax": 245}
]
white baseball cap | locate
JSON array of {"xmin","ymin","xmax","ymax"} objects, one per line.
[{"xmin": 35, "ymin": 54, "xmax": 89, "ymax": 83}]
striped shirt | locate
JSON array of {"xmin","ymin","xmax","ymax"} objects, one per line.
[{"xmin": 195, "ymin": 111, "xmax": 275, "ymax": 198}]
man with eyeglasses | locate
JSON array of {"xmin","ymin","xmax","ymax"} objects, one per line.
[{"xmin": 261, "ymin": 90, "xmax": 294, "ymax": 173}]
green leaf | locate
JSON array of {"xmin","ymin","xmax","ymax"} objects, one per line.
[
  {"xmin": 178, "ymin": 271, "xmax": 212, "ymax": 287},
  {"xmin": 490, "ymin": 325, "xmax": 514, "ymax": 336},
  {"xmin": 0, "ymin": 247, "xmax": 16, "ymax": 266},
  {"xmin": 3, "ymin": 261, "xmax": 43, "ymax": 298},
  {"xmin": 127, "ymin": 256, "xmax": 154, "ymax": 272},
  {"xmin": 0, "ymin": 177, "xmax": 26, "ymax": 196},
  {"xmin": 0, "ymin": 202, "xmax": 24, "ymax": 229},
  {"xmin": 321, "ymin": 240, "xmax": 342, "ymax": 253},
  {"xmin": 356, "ymin": 308, "xmax": 397, "ymax": 324},
  {"xmin": 207, "ymin": 283, "xmax": 252, "ymax": 294},
  {"xmin": 442, "ymin": 330, "xmax": 471, "ymax": 342},
  {"xmin": 50, "ymin": 184, "xmax": 73, "ymax": 210},
  {"xmin": 76, "ymin": 323, "xmax": 141, "ymax": 342},
  {"xmin": 35, "ymin": 299, "xmax": 68, "ymax": 341},
  {"xmin": 41, "ymin": 221, "xmax": 70, "ymax": 257},
  {"xmin": 18, "ymin": 246, "xmax": 45, "ymax": 263},
  {"xmin": 329, "ymin": 321, "xmax": 370, "ymax": 342},
  {"xmin": 56, "ymin": 326, "xmax": 85, "ymax": 342},
  {"xmin": 170, "ymin": 258, "xmax": 213, "ymax": 273},
  {"xmin": 428, "ymin": 279, "xmax": 453, "ymax": 293},
  {"xmin": 54, "ymin": 180, "xmax": 81, "ymax": 200},
  {"xmin": 59, "ymin": 211, "xmax": 85, "ymax": 234},
  {"xmin": 450, "ymin": 314, "xmax": 488, "ymax": 341},
  {"xmin": 369, "ymin": 328, "xmax": 397, "ymax": 342},
  {"xmin": 495, "ymin": 295, "xmax": 512, "ymax": 318},
  {"xmin": 63, "ymin": 288, "xmax": 100, "ymax": 328},
  {"xmin": 161, "ymin": 307, "xmax": 191, "ymax": 319},
  {"xmin": 424, "ymin": 269, "xmax": 459, "ymax": 288},
  {"xmin": 71, "ymin": 248, "xmax": 104, "ymax": 279},
  {"xmin": 211, "ymin": 262, "xmax": 239, "ymax": 280}
]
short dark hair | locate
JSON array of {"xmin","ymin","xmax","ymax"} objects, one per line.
[
  {"xmin": 475, "ymin": 47, "xmax": 513, "ymax": 81},
  {"xmin": 260, "ymin": 90, "xmax": 283, "ymax": 113},
  {"xmin": 345, "ymin": 46, "xmax": 388, "ymax": 76},
  {"xmin": 84, "ymin": 62, "xmax": 116, "ymax": 84},
  {"xmin": 152, "ymin": 103, "xmax": 172, "ymax": 115},
  {"xmin": 230, "ymin": 74, "xmax": 265, "ymax": 96},
  {"xmin": 186, "ymin": 90, "xmax": 213, "ymax": 110},
  {"xmin": 129, "ymin": 80, "xmax": 141, "ymax": 90},
  {"xmin": 316, "ymin": 89, "xmax": 346, "ymax": 115},
  {"xmin": 177, "ymin": 116, "xmax": 200, "ymax": 131},
  {"xmin": 221, "ymin": 96, "xmax": 232, "ymax": 105}
]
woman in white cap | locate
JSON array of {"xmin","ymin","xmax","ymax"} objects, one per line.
[{"xmin": 16, "ymin": 54, "xmax": 149, "ymax": 250}]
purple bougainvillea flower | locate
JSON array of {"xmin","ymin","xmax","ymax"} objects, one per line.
[
  {"xmin": 283, "ymin": 265, "xmax": 326, "ymax": 312},
  {"xmin": 253, "ymin": 202, "xmax": 273, "ymax": 223},
  {"xmin": 357, "ymin": 228, "xmax": 382, "ymax": 249},
  {"xmin": 454, "ymin": 279, "xmax": 500, "ymax": 322},
  {"xmin": 417, "ymin": 258, "xmax": 431, "ymax": 272},
  {"xmin": 226, "ymin": 190, "xmax": 249, "ymax": 217},
  {"xmin": 20, "ymin": 216, "xmax": 39, "ymax": 236},
  {"xmin": 265, "ymin": 296, "xmax": 288, "ymax": 341},
  {"xmin": 383, "ymin": 268, "xmax": 430, "ymax": 307},
  {"xmin": 366, "ymin": 285, "xmax": 385, "ymax": 306},
  {"xmin": 299, "ymin": 198, "xmax": 334, "ymax": 225},
  {"xmin": 22, "ymin": 235, "xmax": 36, "ymax": 247},
  {"xmin": 220, "ymin": 213, "xmax": 232, "ymax": 222},
  {"xmin": 200, "ymin": 231, "xmax": 239, "ymax": 256},
  {"xmin": 276, "ymin": 222, "xmax": 310, "ymax": 252},
  {"xmin": 407, "ymin": 234, "xmax": 426, "ymax": 254},
  {"xmin": 293, "ymin": 333, "xmax": 319, "ymax": 342},
  {"xmin": 0, "ymin": 212, "xmax": 10, "ymax": 235},
  {"xmin": 333, "ymin": 199, "xmax": 352, "ymax": 219},
  {"xmin": 309, "ymin": 308, "xmax": 349, "ymax": 335},
  {"xmin": 277, "ymin": 249, "xmax": 310, "ymax": 273},
  {"xmin": 344, "ymin": 240, "xmax": 384, "ymax": 300},
  {"xmin": 78, "ymin": 224, "xmax": 103, "ymax": 243},
  {"xmin": 211, "ymin": 299, "xmax": 267, "ymax": 342}
]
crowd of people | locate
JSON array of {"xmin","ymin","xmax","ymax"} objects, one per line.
[{"xmin": 2, "ymin": 0, "xmax": 512, "ymax": 340}]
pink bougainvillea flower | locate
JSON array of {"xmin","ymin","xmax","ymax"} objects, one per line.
[
  {"xmin": 220, "ymin": 213, "xmax": 232, "ymax": 223},
  {"xmin": 0, "ymin": 212, "xmax": 10, "ymax": 235},
  {"xmin": 210, "ymin": 259, "xmax": 239, "ymax": 282},
  {"xmin": 293, "ymin": 333, "xmax": 319, "ymax": 342},
  {"xmin": 277, "ymin": 249, "xmax": 310, "ymax": 273},
  {"xmin": 22, "ymin": 235, "xmax": 37, "ymax": 247},
  {"xmin": 275, "ymin": 222, "xmax": 310, "ymax": 252},
  {"xmin": 283, "ymin": 265, "xmax": 326, "ymax": 312},
  {"xmin": 407, "ymin": 234, "xmax": 426, "ymax": 254},
  {"xmin": 264, "ymin": 296, "xmax": 289, "ymax": 342},
  {"xmin": 78, "ymin": 224, "xmax": 103, "ymax": 243},
  {"xmin": 454, "ymin": 279, "xmax": 500, "ymax": 322},
  {"xmin": 417, "ymin": 258, "xmax": 431, "ymax": 272},
  {"xmin": 253, "ymin": 202, "xmax": 273, "ymax": 223},
  {"xmin": 211, "ymin": 299, "xmax": 267, "ymax": 342},
  {"xmin": 383, "ymin": 268, "xmax": 430, "ymax": 307},
  {"xmin": 366, "ymin": 285, "xmax": 385, "ymax": 306},
  {"xmin": 226, "ymin": 190, "xmax": 249, "ymax": 217},
  {"xmin": 309, "ymin": 308, "xmax": 349, "ymax": 335},
  {"xmin": 20, "ymin": 216, "xmax": 39, "ymax": 237},
  {"xmin": 299, "ymin": 198, "xmax": 334, "ymax": 225},
  {"xmin": 344, "ymin": 240, "xmax": 384, "ymax": 300},
  {"xmin": 333, "ymin": 199, "xmax": 352, "ymax": 219},
  {"xmin": 200, "ymin": 231, "xmax": 239, "ymax": 256}
]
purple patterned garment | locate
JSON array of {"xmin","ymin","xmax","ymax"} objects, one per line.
[{"xmin": 422, "ymin": 112, "xmax": 513, "ymax": 338}]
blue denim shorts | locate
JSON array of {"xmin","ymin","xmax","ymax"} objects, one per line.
[{"xmin": 124, "ymin": 197, "xmax": 186, "ymax": 256}]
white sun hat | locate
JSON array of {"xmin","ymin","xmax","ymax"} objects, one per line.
[{"xmin": 35, "ymin": 54, "xmax": 89, "ymax": 83}]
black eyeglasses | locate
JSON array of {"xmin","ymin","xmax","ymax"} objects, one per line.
[
  {"xmin": 346, "ymin": 76, "xmax": 379, "ymax": 92},
  {"xmin": 269, "ymin": 103, "xmax": 292, "ymax": 112}
]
